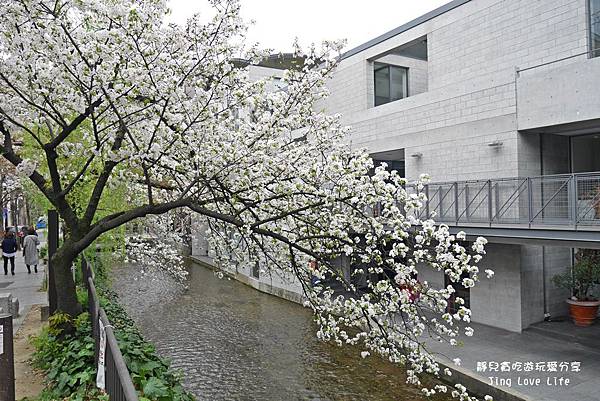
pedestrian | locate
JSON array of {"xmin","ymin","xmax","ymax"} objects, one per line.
[
  {"xmin": 23, "ymin": 227, "xmax": 40, "ymax": 274},
  {"xmin": 2, "ymin": 230, "xmax": 17, "ymax": 275},
  {"xmin": 17, "ymin": 226, "xmax": 25, "ymax": 248}
]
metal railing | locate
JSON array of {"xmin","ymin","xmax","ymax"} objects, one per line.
[
  {"xmin": 407, "ymin": 172, "xmax": 600, "ymax": 230},
  {"xmin": 81, "ymin": 259, "xmax": 139, "ymax": 401}
]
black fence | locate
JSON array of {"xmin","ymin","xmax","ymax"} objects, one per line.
[{"xmin": 81, "ymin": 259, "xmax": 139, "ymax": 401}]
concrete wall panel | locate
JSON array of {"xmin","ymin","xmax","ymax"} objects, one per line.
[{"xmin": 517, "ymin": 57, "xmax": 600, "ymax": 130}]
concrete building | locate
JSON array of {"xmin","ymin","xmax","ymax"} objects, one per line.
[{"xmin": 192, "ymin": 0, "xmax": 600, "ymax": 333}]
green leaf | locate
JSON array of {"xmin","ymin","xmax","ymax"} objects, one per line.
[{"xmin": 143, "ymin": 377, "xmax": 170, "ymax": 398}]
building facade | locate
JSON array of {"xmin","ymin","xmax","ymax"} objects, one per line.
[{"xmin": 192, "ymin": 0, "xmax": 600, "ymax": 333}]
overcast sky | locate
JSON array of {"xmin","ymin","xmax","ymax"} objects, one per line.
[{"xmin": 167, "ymin": 0, "xmax": 449, "ymax": 53}]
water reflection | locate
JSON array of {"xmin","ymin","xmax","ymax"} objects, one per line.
[{"xmin": 112, "ymin": 263, "xmax": 450, "ymax": 401}]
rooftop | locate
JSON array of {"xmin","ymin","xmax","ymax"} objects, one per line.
[{"xmin": 341, "ymin": 0, "xmax": 471, "ymax": 60}]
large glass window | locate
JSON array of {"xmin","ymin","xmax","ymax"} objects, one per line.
[
  {"xmin": 374, "ymin": 63, "xmax": 408, "ymax": 106},
  {"xmin": 591, "ymin": 0, "xmax": 600, "ymax": 57},
  {"xmin": 571, "ymin": 133, "xmax": 600, "ymax": 173}
]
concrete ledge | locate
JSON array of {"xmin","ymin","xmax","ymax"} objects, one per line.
[
  {"xmin": 438, "ymin": 360, "xmax": 533, "ymax": 401},
  {"xmin": 40, "ymin": 305, "xmax": 49, "ymax": 321},
  {"xmin": 235, "ymin": 273, "xmax": 305, "ymax": 305},
  {"xmin": 188, "ymin": 255, "xmax": 306, "ymax": 305}
]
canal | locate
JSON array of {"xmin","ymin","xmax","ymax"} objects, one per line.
[{"xmin": 113, "ymin": 262, "xmax": 451, "ymax": 401}]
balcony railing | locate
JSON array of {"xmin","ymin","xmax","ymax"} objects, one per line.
[{"xmin": 407, "ymin": 172, "xmax": 600, "ymax": 230}]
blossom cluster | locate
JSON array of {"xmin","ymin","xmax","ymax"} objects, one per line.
[{"xmin": 0, "ymin": 1, "xmax": 493, "ymax": 399}]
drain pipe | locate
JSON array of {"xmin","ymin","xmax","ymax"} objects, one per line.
[{"xmin": 542, "ymin": 247, "xmax": 551, "ymax": 321}]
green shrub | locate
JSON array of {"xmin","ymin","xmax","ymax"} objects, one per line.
[
  {"xmin": 33, "ymin": 251, "xmax": 193, "ymax": 401},
  {"xmin": 552, "ymin": 249, "xmax": 600, "ymax": 301},
  {"xmin": 39, "ymin": 244, "xmax": 48, "ymax": 260},
  {"xmin": 31, "ymin": 312, "xmax": 108, "ymax": 401}
]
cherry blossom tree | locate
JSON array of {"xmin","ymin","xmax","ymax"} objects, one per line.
[{"xmin": 0, "ymin": 0, "xmax": 491, "ymax": 398}]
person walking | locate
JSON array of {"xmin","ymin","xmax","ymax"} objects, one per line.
[
  {"xmin": 2, "ymin": 230, "xmax": 17, "ymax": 275},
  {"xmin": 23, "ymin": 227, "xmax": 40, "ymax": 274}
]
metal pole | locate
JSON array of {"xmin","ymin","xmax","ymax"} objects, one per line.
[
  {"xmin": 0, "ymin": 314, "xmax": 15, "ymax": 401},
  {"xmin": 465, "ymin": 184, "xmax": 470, "ymax": 221},
  {"xmin": 494, "ymin": 183, "xmax": 500, "ymax": 222},
  {"xmin": 527, "ymin": 177, "xmax": 533, "ymax": 227},
  {"xmin": 48, "ymin": 210, "xmax": 59, "ymax": 315},
  {"xmin": 425, "ymin": 184, "xmax": 430, "ymax": 219},
  {"xmin": 488, "ymin": 180, "xmax": 493, "ymax": 226},
  {"xmin": 454, "ymin": 182, "xmax": 459, "ymax": 224},
  {"xmin": 570, "ymin": 174, "xmax": 578, "ymax": 229}
]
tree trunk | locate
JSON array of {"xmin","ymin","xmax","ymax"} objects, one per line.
[
  {"xmin": 25, "ymin": 198, "xmax": 31, "ymax": 226},
  {"xmin": 50, "ymin": 243, "xmax": 83, "ymax": 317}
]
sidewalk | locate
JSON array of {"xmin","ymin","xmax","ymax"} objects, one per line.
[
  {"xmin": 0, "ymin": 253, "xmax": 47, "ymax": 333},
  {"xmin": 427, "ymin": 320, "xmax": 600, "ymax": 401}
]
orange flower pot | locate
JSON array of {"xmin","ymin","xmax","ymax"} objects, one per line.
[{"xmin": 566, "ymin": 299, "xmax": 600, "ymax": 327}]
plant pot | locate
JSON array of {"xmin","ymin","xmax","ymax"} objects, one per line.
[{"xmin": 566, "ymin": 299, "xmax": 600, "ymax": 327}]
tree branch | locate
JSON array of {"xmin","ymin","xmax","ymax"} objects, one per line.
[{"xmin": 47, "ymin": 97, "xmax": 103, "ymax": 149}]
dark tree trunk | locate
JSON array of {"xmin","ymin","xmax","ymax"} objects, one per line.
[
  {"xmin": 25, "ymin": 198, "xmax": 31, "ymax": 226},
  {"xmin": 50, "ymin": 243, "xmax": 83, "ymax": 317}
]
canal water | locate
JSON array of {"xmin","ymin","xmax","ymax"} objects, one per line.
[{"xmin": 112, "ymin": 263, "xmax": 451, "ymax": 401}]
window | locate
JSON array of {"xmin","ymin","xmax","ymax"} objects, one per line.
[
  {"xmin": 591, "ymin": 0, "xmax": 600, "ymax": 57},
  {"xmin": 371, "ymin": 159, "xmax": 405, "ymax": 178},
  {"xmin": 374, "ymin": 63, "xmax": 408, "ymax": 106}
]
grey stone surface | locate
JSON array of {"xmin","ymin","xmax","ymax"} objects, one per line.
[
  {"xmin": 517, "ymin": 56, "xmax": 600, "ymax": 131},
  {"xmin": 11, "ymin": 297, "xmax": 19, "ymax": 317},
  {"xmin": 0, "ymin": 293, "xmax": 12, "ymax": 316},
  {"xmin": 40, "ymin": 304, "xmax": 49, "ymax": 321},
  {"xmin": 189, "ymin": 255, "xmax": 306, "ymax": 305},
  {"xmin": 0, "ymin": 293, "xmax": 20, "ymax": 317},
  {"xmin": 427, "ymin": 321, "xmax": 600, "ymax": 401},
  {"xmin": 472, "ymin": 243, "xmax": 523, "ymax": 332},
  {"xmin": 318, "ymin": 0, "xmax": 591, "ymax": 183}
]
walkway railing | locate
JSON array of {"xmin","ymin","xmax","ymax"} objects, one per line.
[
  {"xmin": 81, "ymin": 259, "xmax": 139, "ymax": 401},
  {"xmin": 408, "ymin": 172, "xmax": 600, "ymax": 230}
]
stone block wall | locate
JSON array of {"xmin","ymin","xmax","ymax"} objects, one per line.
[
  {"xmin": 320, "ymin": 0, "xmax": 589, "ymax": 183},
  {"xmin": 428, "ymin": 0, "xmax": 588, "ymax": 91}
]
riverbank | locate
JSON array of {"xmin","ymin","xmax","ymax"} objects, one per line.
[
  {"xmin": 191, "ymin": 255, "xmax": 305, "ymax": 304},
  {"xmin": 15, "ymin": 305, "xmax": 46, "ymax": 400}
]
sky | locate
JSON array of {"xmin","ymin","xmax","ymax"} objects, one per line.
[{"xmin": 167, "ymin": 0, "xmax": 450, "ymax": 53}]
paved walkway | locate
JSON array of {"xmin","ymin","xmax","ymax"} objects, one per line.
[
  {"xmin": 0, "ymin": 252, "xmax": 47, "ymax": 333},
  {"xmin": 427, "ymin": 320, "xmax": 600, "ymax": 401}
]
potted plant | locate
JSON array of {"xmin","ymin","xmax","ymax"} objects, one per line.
[{"xmin": 552, "ymin": 249, "xmax": 600, "ymax": 327}]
